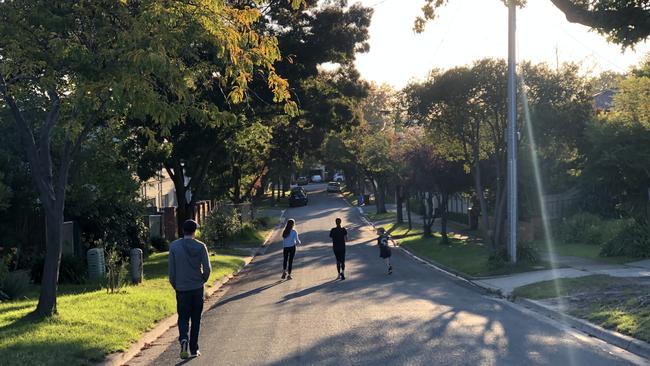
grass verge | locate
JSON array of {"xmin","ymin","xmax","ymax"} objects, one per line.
[
  {"xmin": 387, "ymin": 223, "xmax": 545, "ymax": 277},
  {"xmin": 366, "ymin": 211, "xmax": 395, "ymax": 222},
  {"xmin": 528, "ymin": 240, "xmax": 636, "ymax": 264},
  {"xmin": 513, "ymin": 275, "xmax": 650, "ymax": 343},
  {"xmin": 0, "ymin": 250, "xmax": 246, "ymax": 366},
  {"xmin": 342, "ymin": 191, "xmax": 358, "ymax": 206}
]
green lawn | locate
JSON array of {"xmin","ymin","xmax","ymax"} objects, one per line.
[
  {"xmin": 512, "ymin": 275, "xmax": 610, "ymax": 299},
  {"xmin": 528, "ymin": 240, "xmax": 636, "ymax": 264},
  {"xmin": 513, "ymin": 275, "xmax": 650, "ymax": 343},
  {"xmin": 366, "ymin": 211, "xmax": 395, "ymax": 222},
  {"xmin": 0, "ymin": 250, "xmax": 246, "ymax": 366},
  {"xmin": 388, "ymin": 223, "xmax": 545, "ymax": 277}
]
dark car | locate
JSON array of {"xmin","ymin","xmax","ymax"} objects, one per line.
[
  {"xmin": 296, "ymin": 176, "xmax": 309, "ymax": 186},
  {"xmin": 289, "ymin": 187, "xmax": 308, "ymax": 207}
]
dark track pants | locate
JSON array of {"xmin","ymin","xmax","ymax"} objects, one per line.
[
  {"xmin": 283, "ymin": 246, "xmax": 296, "ymax": 273},
  {"xmin": 176, "ymin": 287, "xmax": 204, "ymax": 353}
]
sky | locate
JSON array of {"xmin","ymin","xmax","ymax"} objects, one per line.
[{"xmin": 353, "ymin": 0, "xmax": 650, "ymax": 88}]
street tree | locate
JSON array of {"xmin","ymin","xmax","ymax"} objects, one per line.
[{"xmin": 0, "ymin": 0, "xmax": 298, "ymax": 317}]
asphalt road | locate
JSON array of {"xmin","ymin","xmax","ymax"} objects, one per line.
[{"xmin": 148, "ymin": 185, "xmax": 644, "ymax": 366}]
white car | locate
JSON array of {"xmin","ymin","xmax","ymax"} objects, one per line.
[
  {"xmin": 333, "ymin": 173, "xmax": 345, "ymax": 182},
  {"xmin": 327, "ymin": 182, "xmax": 342, "ymax": 193},
  {"xmin": 311, "ymin": 175, "xmax": 322, "ymax": 183}
]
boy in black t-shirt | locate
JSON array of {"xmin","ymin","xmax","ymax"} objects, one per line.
[
  {"xmin": 377, "ymin": 227, "xmax": 393, "ymax": 274},
  {"xmin": 329, "ymin": 218, "xmax": 348, "ymax": 280}
]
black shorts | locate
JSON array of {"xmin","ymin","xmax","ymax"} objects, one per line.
[
  {"xmin": 333, "ymin": 248, "xmax": 345, "ymax": 262},
  {"xmin": 379, "ymin": 246, "xmax": 391, "ymax": 258}
]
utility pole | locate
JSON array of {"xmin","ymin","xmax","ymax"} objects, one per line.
[{"xmin": 507, "ymin": 0, "xmax": 518, "ymax": 263}]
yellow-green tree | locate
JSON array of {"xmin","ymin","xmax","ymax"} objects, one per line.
[{"xmin": 0, "ymin": 0, "xmax": 298, "ymax": 317}]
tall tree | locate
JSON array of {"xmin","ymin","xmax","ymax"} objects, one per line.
[{"xmin": 0, "ymin": 0, "xmax": 296, "ymax": 317}]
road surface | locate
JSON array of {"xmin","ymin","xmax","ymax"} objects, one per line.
[{"xmin": 146, "ymin": 184, "xmax": 645, "ymax": 366}]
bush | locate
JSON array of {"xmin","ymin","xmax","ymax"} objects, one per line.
[
  {"xmin": 202, "ymin": 210, "xmax": 242, "ymax": 248},
  {"xmin": 1, "ymin": 270, "xmax": 30, "ymax": 300},
  {"xmin": 0, "ymin": 260, "xmax": 7, "ymax": 285},
  {"xmin": 409, "ymin": 197, "xmax": 425, "ymax": 215},
  {"xmin": 487, "ymin": 244, "xmax": 540, "ymax": 270},
  {"xmin": 557, "ymin": 212, "xmax": 629, "ymax": 245},
  {"xmin": 31, "ymin": 255, "xmax": 87, "ymax": 285},
  {"xmin": 105, "ymin": 247, "xmax": 129, "ymax": 294},
  {"xmin": 557, "ymin": 212, "xmax": 603, "ymax": 244},
  {"xmin": 601, "ymin": 220, "xmax": 650, "ymax": 258},
  {"xmin": 252, "ymin": 216, "xmax": 271, "ymax": 229},
  {"xmin": 150, "ymin": 236, "xmax": 169, "ymax": 252}
]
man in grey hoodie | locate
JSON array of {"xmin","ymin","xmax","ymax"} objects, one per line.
[{"xmin": 168, "ymin": 219, "xmax": 212, "ymax": 359}]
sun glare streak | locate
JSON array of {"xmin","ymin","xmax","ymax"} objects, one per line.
[{"xmin": 519, "ymin": 74, "xmax": 578, "ymax": 366}]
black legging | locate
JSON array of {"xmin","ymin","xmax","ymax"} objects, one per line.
[
  {"xmin": 334, "ymin": 249, "xmax": 345, "ymax": 273},
  {"xmin": 283, "ymin": 246, "xmax": 296, "ymax": 273}
]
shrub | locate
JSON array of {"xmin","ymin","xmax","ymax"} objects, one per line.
[
  {"xmin": 31, "ymin": 255, "xmax": 87, "ymax": 285},
  {"xmin": 253, "ymin": 216, "xmax": 271, "ymax": 229},
  {"xmin": 557, "ymin": 212, "xmax": 603, "ymax": 244},
  {"xmin": 150, "ymin": 236, "xmax": 169, "ymax": 252},
  {"xmin": 487, "ymin": 244, "xmax": 540, "ymax": 270},
  {"xmin": 1, "ymin": 270, "xmax": 31, "ymax": 300},
  {"xmin": 409, "ymin": 197, "xmax": 425, "ymax": 215},
  {"xmin": 557, "ymin": 212, "xmax": 629, "ymax": 245},
  {"xmin": 0, "ymin": 260, "xmax": 7, "ymax": 285},
  {"xmin": 202, "ymin": 210, "xmax": 242, "ymax": 248},
  {"xmin": 105, "ymin": 247, "xmax": 129, "ymax": 294},
  {"xmin": 601, "ymin": 220, "xmax": 650, "ymax": 258}
]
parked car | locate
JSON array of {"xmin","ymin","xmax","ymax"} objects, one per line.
[
  {"xmin": 311, "ymin": 175, "xmax": 322, "ymax": 183},
  {"xmin": 296, "ymin": 176, "xmax": 309, "ymax": 186},
  {"xmin": 291, "ymin": 186, "xmax": 306, "ymax": 196},
  {"xmin": 289, "ymin": 187, "xmax": 308, "ymax": 207},
  {"xmin": 333, "ymin": 173, "xmax": 345, "ymax": 182},
  {"xmin": 327, "ymin": 181, "xmax": 342, "ymax": 193}
]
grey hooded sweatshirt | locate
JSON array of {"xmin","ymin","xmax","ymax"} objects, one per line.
[{"xmin": 168, "ymin": 238, "xmax": 212, "ymax": 291}]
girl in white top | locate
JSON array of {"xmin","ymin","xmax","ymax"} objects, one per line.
[{"xmin": 281, "ymin": 219, "xmax": 301, "ymax": 280}]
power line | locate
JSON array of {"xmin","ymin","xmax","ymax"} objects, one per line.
[{"xmin": 368, "ymin": 0, "xmax": 395, "ymax": 8}]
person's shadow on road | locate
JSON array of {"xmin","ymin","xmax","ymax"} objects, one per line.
[
  {"xmin": 209, "ymin": 280, "xmax": 284, "ymax": 310},
  {"xmin": 276, "ymin": 279, "xmax": 339, "ymax": 304}
]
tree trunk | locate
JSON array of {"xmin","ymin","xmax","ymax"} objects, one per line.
[
  {"xmin": 374, "ymin": 179, "xmax": 387, "ymax": 214},
  {"xmin": 174, "ymin": 189, "xmax": 195, "ymax": 238},
  {"xmin": 493, "ymin": 183, "xmax": 507, "ymax": 250},
  {"xmin": 271, "ymin": 179, "xmax": 276, "ymax": 200},
  {"xmin": 35, "ymin": 200, "xmax": 64, "ymax": 317},
  {"xmin": 473, "ymin": 162, "xmax": 493, "ymax": 250},
  {"xmin": 422, "ymin": 193, "xmax": 434, "ymax": 237},
  {"xmin": 440, "ymin": 193, "xmax": 449, "ymax": 244},
  {"xmin": 395, "ymin": 184, "xmax": 404, "ymax": 224},
  {"xmin": 405, "ymin": 190, "xmax": 412, "ymax": 230},
  {"xmin": 233, "ymin": 166, "xmax": 242, "ymax": 203},
  {"xmin": 165, "ymin": 164, "xmax": 191, "ymax": 238},
  {"xmin": 276, "ymin": 177, "xmax": 281, "ymax": 201}
]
